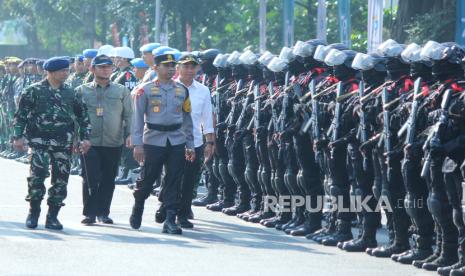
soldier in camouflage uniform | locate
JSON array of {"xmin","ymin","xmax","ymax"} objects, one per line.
[
  {"xmin": 1, "ymin": 57, "xmax": 22, "ymax": 157},
  {"xmin": 66, "ymin": 55, "xmax": 87, "ymax": 89},
  {"xmin": 13, "ymin": 57, "xmax": 91, "ymax": 230},
  {"xmin": 82, "ymin": 49, "xmax": 98, "ymax": 84}
]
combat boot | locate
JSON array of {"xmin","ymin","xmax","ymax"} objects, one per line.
[
  {"xmin": 451, "ymin": 265, "xmax": 465, "ymax": 275},
  {"xmin": 207, "ymin": 200, "xmax": 234, "ymax": 212},
  {"xmin": 25, "ymin": 200, "xmax": 41, "ymax": 229},
  {"xmin": 45, "ymin": 204, "xmax": 63, "ymax": 230},
  {"xmin": 249, "ymin": 210, "xmax": 274, "ymax": 223},
  {"xmin": 263, "ymin": 212, "xmax": 291, "ymax": 228},
  {"xmin": 290, "ymin": 212, "xmax": 322, "ymax": 236},
  {"xmin": 222, "ymin": 203, "xmax": 250, "ymax": 216},
  {"xmin": 438, "ymin": 260, "xmax": 465, "ymax": 275},
  {"xmin": 342, "ymin": 227, "xmax": 377, "ymax": 252},
  {"xmin": 163, "ymin": 210, "xmax": 182, "ymax": 235},
  {"xmin": 422, "ymin": 243, "xmax": 458, "ymax": 271},
  {"xmin": 129, "ymin": 200, "xmax": 144, "ymax": 229},
  {"xmin": 413, "ymin": 229, "xmax": 442, "ymax": 268},
  {"xmin": 155, "ymin": 205, "xmax": 166, "ymax": 223},
  {"xmin": 321, "ymin": 220, "xmax": 353, "ymax": 246},
  {"xmin": 396, "ymin": 235, "xmax": 433, "ymax": 264},
  {"xmin": 192, "ymin": 192, "xmax": 218, "ymax": 207}
]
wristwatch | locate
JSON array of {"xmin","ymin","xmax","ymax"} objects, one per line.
[{"xmin": 205, "ymin": 141, "xmax": 215, "ymax": 145}]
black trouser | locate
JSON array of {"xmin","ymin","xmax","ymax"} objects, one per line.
[
  {"xmin": 179, "ymin": 145, "xmax": 204, "ymax": 217},
  {"xmin": 428, "ymin": 155, "xmax": 458, "ymax": 247},
  {"xmin": 215, "ymin": 136, "xmax": 236, "ymax": 203},
  {"xmin": 81, "ymin": 146, "xmax": 122, "ymax": 217},
  {"xmin": 227, "ymin": 134, "xmax": 250, "ymax": 204},
  {"xmin": 328, "ymin": 145, "xmax": 351, "ymax": 222},
  {"xmin": 294, "ymin": 134, "xmax": 323, "ymax": 221},
  {"xmin": 382, "ymin": 153, "xmax": 410, "ymax": 245},
  {"xmin": 256, "ymin": 131, "xmax": 274, "ymax": 197},
  {"xmin": 402, "ymin": 153, "xmax": 434, "ymax": 249},
  {"xmin": 243, "ymin": 132, "xmax": 261, "ymax": 207},
  {"xmin": 348, "ymin": 143, "xmax": 380, "ymax": 230},
  {"xmin": 133, "ymin": 142, "xmax": 185, "ymax": 211}
]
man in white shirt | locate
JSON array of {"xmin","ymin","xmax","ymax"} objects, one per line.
[{"xmin": 176, "ymin": 54, "xmax": 215, "ymax": 228}]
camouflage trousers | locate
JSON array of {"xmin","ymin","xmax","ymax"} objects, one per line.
[{"xmin": 26, "ymin": 146, "xmax": 72, "ymax": 206}]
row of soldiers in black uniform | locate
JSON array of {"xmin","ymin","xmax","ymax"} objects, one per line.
[{"xmin": 192, "ymin": 40, "xmax": 465, "ymax": 276}]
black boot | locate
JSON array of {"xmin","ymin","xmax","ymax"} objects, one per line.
[
  {"xmin": 422, "ymin": 242, "xmax": 459, "ymax": 271},
  {"xmin": 129, "ymin": 200, "xmax": 144, "ymax": 229},
  {"xmin": 321, "ymin": 220, "xmax": 353, "ymax": 246},
  {"xmin": 192, "ymin": 192, "xmax": 218, "ymax": 207},
  {"xmin": 396, "ymin": 235, "xmax": 433, "ymax": 264},
  {"xmin": 290, "ymin": 212, "xmax": 322, "ymax": 236},
  {"xmin": 222, "ymin": 203, "xmax": 250, "ymax": 216},
  {"xmin": 413, "ymin": 226, "xmax": 442, "ymax": 268},
  {"xmin": 45, "ymin": 204, "xmax": 63, "ymax": 230},
  {"xmin": 177, "ymin": 215, "xmax": 194, "ymax": 229},
  {"xmin": 263, "ymin": 212, "xmax": 291, "ymax": 228},
  {"xmin": 438, "ymin": 260, "xmax": 465, "ymax": 275},
  {"xmin": 163, "ymin": 210, "xmax": 182, "ymax": 234},
  {"xmin": 207, "ymin": 200, "xmax": 234, "ymax": 212},
  {"xmin": 25, "ymin": 201, "xmax": 41, "ymax": 229},
  {"xmin": 451, "ymin": 264, "xmax": 465, "ymax": 275},
  {"xmin": 343, "ymin": 227, "xmax": 377, "ymax": 252},
  {"xmin": 155, "ymin": 205, "xmax": 166, "ymax": 223}
]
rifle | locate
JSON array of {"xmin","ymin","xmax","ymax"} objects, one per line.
[
  {"xmin": 360, "ymin": 81, "xmax": 394, "ymax": 104},
  {"xmin": 329, "ymin": 82, "xmax": 343, "ymax": 142},
  {"xmin": 235, "ymin": 81, "xmax": 254, "ymax": 130},
  {"xmin": 268, "ymin": 81, "xmax": 279, "ymax": 132},
  {"xmin": 301, "ymin": 79, "xmax": 316, "ymax": 135},
  {"xmin": 420, "ymin": 89, "xmax": 453, "ymax": 179},
  {"xmin": 358, "ymin": 81, "xmax": 368, "ymax": 144},
  {"xmin": 381, "ymin": 87, "xmax": 392, "ymax": 153},
  {"xmin": 397, "ymin": 77, "xmax": 422, "ymax": 144}
]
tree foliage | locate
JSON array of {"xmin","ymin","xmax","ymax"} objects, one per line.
[{"xmin": 0, "ymin": 0, "xmax": 457, "ymax": 58}]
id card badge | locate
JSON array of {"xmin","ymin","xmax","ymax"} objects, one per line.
[{"xmin": 96, "ymin": 107, "xmax": 104, "ymax": 117}]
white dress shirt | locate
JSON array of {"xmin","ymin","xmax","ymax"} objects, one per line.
[{"xmin": 177, "ymin": 79, "xmax": 214, "ymax": 148}]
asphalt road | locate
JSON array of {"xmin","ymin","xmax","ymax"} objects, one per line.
[{"xmin": 0, "ymin": 158, "xmax": 434, "ymax": 276}]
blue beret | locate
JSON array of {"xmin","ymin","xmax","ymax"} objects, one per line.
[
  {"xmin": 130, "ymin": 58, "xmax": 149, "ymax": 68},
  {"xmin": 43, "ymin": 56, "xmax": 70, "ymax": 72},
  {"xmin": 140, "ymin": 43, "xmax": 161, "ymax": 53},
  {"xmin": 83, "ymin": 49, "xmax": 98, "ymax": 59},
  {"xmin": 152, "ymin": 46, "xmax": 174, "ymax": 56},
  {"xmin": 75, "ymin": 55, "xmax": 84, "ymax": 62}
]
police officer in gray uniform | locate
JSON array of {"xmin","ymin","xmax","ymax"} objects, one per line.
[{"xmin": 129, "ymin": 51, "xmax": 195, "ymax": 235}]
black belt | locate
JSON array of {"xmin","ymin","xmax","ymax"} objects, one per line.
[{"xmin": 146, "ymin": 123, "xmax": 182, "ymax": 132}]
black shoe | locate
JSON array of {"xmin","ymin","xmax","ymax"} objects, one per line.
[
  {"xmin": 25, "ymin": 201, "xmax": 41, "ymax": 229},
  {"xmin": 155, "ymin": 206, "xmax": 166, "ymax": 223},
  {"xmin": 192, "ymin": 193, "xmax": 218, "ymax": 206},
  {"xmin": 321, "ymin": 221, "xmax": 353, "ymax": 247},
  {"xmin": 249, "ymin": 211, "xmax": 274, "ymax": 223},
  {"xmin": 81, "ymin": 216, "xmax": 96, "ymax": 225},
  {"xmin": 97, "ymin": 216, "xmax": 113, "ymax": 224},
  {"xmin": 45, "ymin": 205, "xmax": 63, "ymax": 230},
  {"xmin": 412, "ymin": 252, "xmax": 441, "ymax": 268},
  {"xmin": 129, "ymin": 201, "xmax": 144, "ymax": 229},
  {"xmin": 438, "ymin": 261, "xmax": 465, "ymax": 276},
  {"xmin": 222, "ymin": 203, "xmax": 250, "ymax": 216},
  {"xmin": 188, "ymin": 208, "xmax": 194, "ymax": 220},
  {"xmin": 177, "ymin": 216, "xmax": 194, "ymax": 229},
  {"xmin": 207, "ymin": 200, "xmax": 234, "ymax": 212},
  {"xmin": 370, "ymin": 243, "xmax": 410, "ymax": 258},
  {"xmin": 422, "ymin": 251, "xmax": 459, "ymax": 271},
  {"xmin": 451, "ymin": 265, "xmax": 465, "ymax": 275},
  {"xmin": 343, "ymin": 237, "xmax": 377, "ymax": 252},
  {"xmin": 163, "ymin": 210, "xmax": 182, "ymax": 234},
  {"xmin": 396, "ymin": 248, "xmax": 433, "ymax": 265}
]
